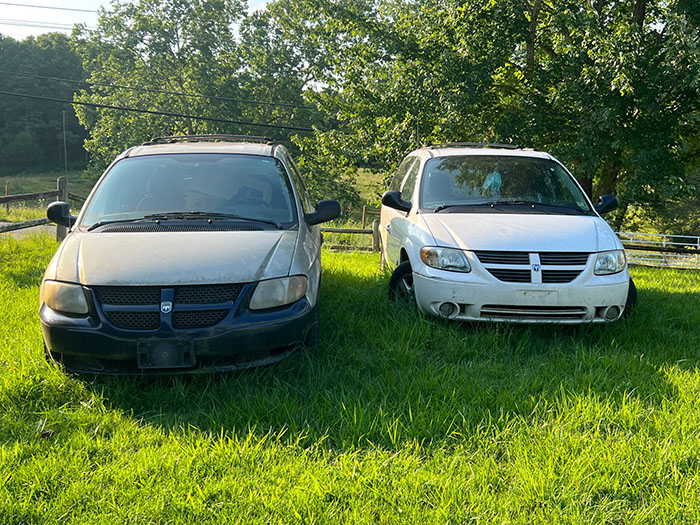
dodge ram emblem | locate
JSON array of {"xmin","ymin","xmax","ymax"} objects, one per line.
[
  {"xmin": 160, "ymin": 301, "xmax": 172, "ymax": 314},
  {"xmin": 531, "ymin": 264, "xmax": 541, "ymax": 272}
]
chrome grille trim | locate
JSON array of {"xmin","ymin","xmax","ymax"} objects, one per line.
[
  {"xmin": 539, "ymin": 253, "xmax": 590, "ymax": 265},
  {"xmin": 475, "ymin": 251, "xmax": 530, "ymax": 265},
  {"xmin": 481, "ymin": 305, "xmax": 587, "ymax": 320}
]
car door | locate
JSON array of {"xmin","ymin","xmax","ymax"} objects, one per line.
[
  {"xmin": 286, "ymin": 156, "xmax": 323, "ymax": 301},
  {"xmin": 381, "ymin": 156, "xmax": 420, "ymax": 266}
]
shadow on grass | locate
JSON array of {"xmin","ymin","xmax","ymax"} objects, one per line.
[{"xmin": 84, "ymin": 267, "xmax": 697, "ymax": 451}]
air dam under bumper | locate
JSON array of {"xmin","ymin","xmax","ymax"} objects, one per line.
[
  {"xmin": 412, "ymin": 272, "xmax": 629, "ymax": 323},
  {"xmin": 40, "ymin": 298, "xmax": 316, "ymax": 375}
]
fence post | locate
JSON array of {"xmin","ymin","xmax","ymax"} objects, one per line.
[
  {"xmin": 4, "ymin": 181, "xmax": 8, "ymax": 214},
  {"xmin": 362, "ymin": 206, "xmax": 367, "ymax": 229},
  {"xmin": 371, "ymin": 219, "xmax": 380, "ymax": 253},
  {"xmin": 56, "ymin": 176, "xmax": 68, "ymax": 241}
]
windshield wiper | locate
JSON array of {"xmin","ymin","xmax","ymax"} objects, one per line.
[
  {"xmin": 87, "ymin": 217, "xmax": 154, "ymax": 231},
  {"xmin": 434, "ymin": 201, "xmax": 588, "ymax": 215},
  {"xmin": 143, "ymin": 211, "xmax": 282, "ymax": 229},
  {"xmin": 484, "ymin": 201, "xmax": 590, "ymax": 214}
]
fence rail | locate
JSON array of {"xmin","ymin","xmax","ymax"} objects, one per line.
[
  {"xmin": 0, "ymin": 190, "xmax": 61, "ymax": 205},
  {"xmin": 617, "ymin": 231, "xmax": 700, "ymax": 269},
  {"xmin": 1, "ymin": 177, "xmax": 70, "ymax": 240}
]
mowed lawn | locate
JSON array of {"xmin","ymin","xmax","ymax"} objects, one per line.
[{"xmin": 2, "ymin": 234, "xmax": 700, "ymax": 523}]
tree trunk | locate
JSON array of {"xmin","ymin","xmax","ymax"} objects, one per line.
[
  {"xmin": 526, "ymin": 0, "xmax": 542, "ymax": 68},
  {"xmin": 632, "ymin": 0, "xmax": 646, "ymax": 29}
]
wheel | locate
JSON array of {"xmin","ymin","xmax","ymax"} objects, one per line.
[
  {"xmin": 388, "ymin": 261, "xmax": 415, "ymax": 305},
  {"xmin": 624, "ymin": 277, "xmax": 637, "ymax": 316}
]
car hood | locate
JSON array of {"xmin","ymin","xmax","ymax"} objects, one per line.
[
  {"xmin": 45, "ymin": 230, "xmax": 298, "ymax": 285},
  {"xmin": 421, "ymin": 213, "xmax": 620, "ymax": 252}
]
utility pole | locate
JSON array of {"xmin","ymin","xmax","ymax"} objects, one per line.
[{"xmin": 62, "ymin": 110, "xmax": 68, "ymax": 174}]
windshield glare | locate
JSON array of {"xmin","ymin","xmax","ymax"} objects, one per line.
[
  {"xmin": 80, "ymin": 153, "xmax": 297, "ymax": 228},
  {"xmin": 420, "ymin": 155, "xmax": 592, "ymax": 213}
]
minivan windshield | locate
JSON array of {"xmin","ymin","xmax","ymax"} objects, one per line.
[
  {"xmin": 420, "ymin": 155, "xmax": 593, "ymax": 214},
  {"xmin": 80, "ymin": 153, "xmax": 297, "ymax": 228}
]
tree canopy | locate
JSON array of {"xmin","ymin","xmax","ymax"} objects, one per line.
[
  {"xmin": 277, "ymin": 0, "xmax": 700, "ymax": 225},
  {"xmin": 0, "ymin": 33, "xmax": 87, "ymax": 174}
]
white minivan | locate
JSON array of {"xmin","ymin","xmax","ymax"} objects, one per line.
[{"xmin": 380, "ymin": 143, "xmax": 636, "ymax": 323}]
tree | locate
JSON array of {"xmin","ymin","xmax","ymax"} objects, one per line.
[
  {"xmin": 272, "ymin": 0, "xmax": 700, "ymax": 226},
  {"xmin": 72, "ymin": 0, "xmax": 247, "ymax": 172},
  {"xmin": 0, "ymin": 32, "xmax": 87, "ymax": 174}
]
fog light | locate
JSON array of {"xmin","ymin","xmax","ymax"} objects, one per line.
[
  {"xmin": 439, "ymin": 302, "xmax": 457, "ymax": 317},
  {"xmin": 603, "ymin": 305, "xmax": 621, "ymax": 320}
]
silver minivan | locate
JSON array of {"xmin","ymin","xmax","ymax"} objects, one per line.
[{"xmin": 40, "ymin": 135, "xmax": 340, "ymax": 374}]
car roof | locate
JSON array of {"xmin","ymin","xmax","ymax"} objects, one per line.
[
  {"xmin": 409, "ymin": 144, "xmax": 554, "ymax": 161},
  {"xmin": 124, "ymin": 141, "xmax": 276, "ymax": 158}
]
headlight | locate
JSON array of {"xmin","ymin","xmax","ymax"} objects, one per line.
[
  {"xmin": 594, "ymin": 250, "xmax": 627, "ymax": 275},
  {"xmin": 40, "ymin": 280, "xmax": 89, "ymax": 314},
  {"xmin": 420, "ymin": 247, "xmax": 471, "ymax": 273},
  {"xmin": 250, "ymin": 276, "xmax": 308, "ymax": 310}
]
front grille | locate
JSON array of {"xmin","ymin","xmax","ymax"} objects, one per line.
[
  {"xmin": 481, "ymin": 305, "xmax": 587, "ymax": 320},
  {"xmin": 539, "ymin": 253, "xmax": 589, "ymax": 265},
  {"xmin": 475, "ymin": 251, "xmax": 529, "ymax": 265},
  {"xmin": 175, "ymin": 284, "xmax": 243, "ymax": 304},
  {"xmin": 477, "ymin": 251, "xmax": 589, "ymax": 283},
  {"xmin": 542, "ymin": 270, "xmax": 582, "ymax": 283},
  {"xmin": 95, "ymin": 287, "xmax": 160, "ymax": 305},
  {"xmin": 486, "ymin": 269, "xmax": 531, "ymax": 282},
  {"xmin": 104, "ymin": 311, "xmax": 160, "ymax": 330},
  {"xmin": 94, "ymin": 283, "xmax": 244, "ymax": 330},
  {"xmin": 173, "ymin": 309, "xmax": 229, "ymax": 329}
]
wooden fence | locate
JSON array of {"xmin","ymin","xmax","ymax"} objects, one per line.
[{"xmin": 0, "ymin": 177, "xmax": 85, "ymax": 240}]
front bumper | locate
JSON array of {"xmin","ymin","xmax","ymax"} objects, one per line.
[
  {"xmin": 41, "ymin": 294, "xmax": 316, "ymax": 375},
  {"xmin": 412, "ymin": 268, "xmax": 629, "ymax": 323}
]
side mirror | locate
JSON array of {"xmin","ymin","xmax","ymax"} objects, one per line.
[
  {"xmin": 595, "ymin": 195, "xmax": 618, "ymax": 215},
  {"xmin": 381, "ymin": 190, "xmax": 411, "ymax": 213},
  {"xmin": 47, "ymin": 201, "xmax": 77, "ymax": 227},
  {"xmin": 305, "ymin": 200, "xmax": 341, "ymax": 226}
]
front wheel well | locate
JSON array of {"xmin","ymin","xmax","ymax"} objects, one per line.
[{"xmin": 399, "ymin": 248, "xmax": 410, "ymax": 265}]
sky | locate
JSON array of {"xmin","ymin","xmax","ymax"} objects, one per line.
[{"xmin": 0, "ymin": 0, "xmax": 269, "ymax": 40}]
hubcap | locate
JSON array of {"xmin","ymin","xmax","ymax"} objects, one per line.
[{"xmin": 397, "ymin": 275, "xmax": 415, "ymax": 302}]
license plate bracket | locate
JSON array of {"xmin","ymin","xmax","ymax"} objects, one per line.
[
  {"xmin": 137, "ymin": 340, "xmax": 195, "ymax": 369},
  {"xmin": 514, "ymin": 290, "xmax": 559, "ymax": 305}
]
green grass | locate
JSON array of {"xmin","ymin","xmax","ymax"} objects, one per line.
[{"xmin": 2, "ymin": 233, "xmax": 700, "ymax": 522}]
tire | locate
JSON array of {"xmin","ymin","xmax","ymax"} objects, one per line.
[
  {"xmin": 624, "ymin": 277, "xmax": 637, "ymax": 316},
  {"xmin": 388, "ymin": 261, "xmax": 416, "ymax": 305}
]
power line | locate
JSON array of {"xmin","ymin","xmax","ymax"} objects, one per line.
[
  {"xmin": 0, "ymin": 17, "xmax": 75, "ymax": 28},
  {"xmin": 0, "ymin": 2, "xmax": 99, "ymax": 13},
  {"xmin": 0, "ymin": 20, "xmax": 96, "ymax": 32},
  {"xmin": 0, "ymin": 90, "xmax": 315, "ymax": 132},
  {"xmin": 0, "ymin": 69, "xmax": 316, "ymax": 110}
]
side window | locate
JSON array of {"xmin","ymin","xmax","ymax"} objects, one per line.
[
  {"xmin": 389, "ymin": 157, "xmax": 417, "ymax": 191},
  {"xmin": 400, "ymin": 159, "xmax": 420, "ymax": 202},
  {"xmin": 287, "ymin": 157, "xmax": 313, "ymax": 213}
]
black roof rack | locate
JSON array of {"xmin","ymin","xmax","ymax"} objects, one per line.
[
  {"xmin": 142, "ymin": 134, "xmax": 274, "ymax": 146},
  {"xmin": 426, "ymin": 141, "xmax": 524, "ymax": 150}
]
